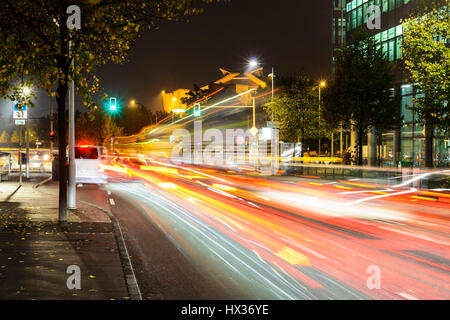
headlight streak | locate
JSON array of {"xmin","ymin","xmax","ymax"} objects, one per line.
[
  {"xmin": 105, "ymin": 159, "xmax": 450, "ymax": 299},
  {"xmin": 345, "ymin": 188, "xmax": 418, "ymax": 206},
  {"xmin": 109, "ymin": 183, "xmax": 311, "ymax": 299}
]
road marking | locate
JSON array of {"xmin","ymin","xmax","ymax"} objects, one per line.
[
  {"xmin": 397, "ymin": 292, "xmax": 419, "ymax": 300},
  {"xmin": 109, "ymin": 198, "xmax": 115, "ymax": 206}
]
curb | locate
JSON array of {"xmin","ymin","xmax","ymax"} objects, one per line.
[
  {"xmin": 79, "ymin": 200, "xmax": 143, "ymax": 300},
  {"xmin": 32, "ymin": 176, "xmax": 52, "ymax": 189}
]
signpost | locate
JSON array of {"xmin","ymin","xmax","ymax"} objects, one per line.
[
  {"xmin": 13, "ymin": 101, "xmax": 28, "ymax": 185},
  {"xmin": 13, "ymin": 102, "xmax": 27, "ymax": 119}
]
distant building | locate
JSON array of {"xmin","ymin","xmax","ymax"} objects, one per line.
[
  {"xmin": 332, "ymin": 0, "xmax": 448, "ymax": 167},
  {"xmin": 162, "ymin": 68, "xmax": 267, "ymax": 113}
]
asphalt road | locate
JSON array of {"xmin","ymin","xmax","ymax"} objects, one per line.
[{"xmin": 77, "ymin": 159, "xmax": 450, "ymax": 300}]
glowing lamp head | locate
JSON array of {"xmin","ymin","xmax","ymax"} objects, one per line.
[
  {"xmin": 22, "ymin": 86, "xmax": 31, "ymax": 96},
  {"xmin": 249, "ymin": 59, "xmax": 258, "ymax": 68},
  {"xmin": 320, "ymin": 81, "xmax": 326, "ymax": 88}
]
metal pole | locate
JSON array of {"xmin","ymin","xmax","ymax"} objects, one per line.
[
  {"xmin": 26, "ymin": 119, "xmax": 30, "ymax": 178},
  {"xmin": 68, "ymin": 45, "xmax": 76, "ymax": 210},
  {"xmin": 19, "ymin": 125, "xmax": 22, "ymax": 186},
  {"xmin": 50, "ymin": 100, "xmax": 53, "ymax": 155},
  {"xmin": 252, "ymin": 98, "xmax": 256, "ymax": 128},
  {"xmin": 271, "ymin": 66, "xmax": 274, "ymax": 121},
  {"xmin": 318, "ymin": 86, "xmax": 321, "ymax": 156}
]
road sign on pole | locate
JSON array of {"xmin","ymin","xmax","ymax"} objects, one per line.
[
  {"xmin": 13, "ymin": 102, "xmax": 27, "ymax": 119},
  {"xmin": 15, "ymin": 119, "xmax": 26, "ymax": 125}
]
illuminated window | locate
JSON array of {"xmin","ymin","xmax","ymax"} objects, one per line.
[
  {"xmin": 396, "ymin": 36, "xmax": 403, "ymax": 59},
  {"xmin": 382, "ymin": 0, "xmax": 388, "ymax": 12}
]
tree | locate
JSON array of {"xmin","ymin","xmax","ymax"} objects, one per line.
[
  {"xmin": 102, "ymin": 115, "xmax": 124, "ymax": 146},
  {"xmin": 0, "ymin": 130, "xmax": 11, "ymax": 144},
  {"xmin": 0, "ymin": 0, "xmax": 218, "ymax": 219},
  {"xmin": 402, "ymin": 0, "xmax": 449, "ymax": 167},
  {"xmin": 75, "ymin": 107, "xmax": 124, "ymax": 146},
  {"xmin": 323, "ymin": 27, "xmax": 401, "ymax": 166},
  {"xmin": 10, "ymin": 129, "xmax": 21, "ymax": 144},
  {"xmin": 181, "ymin": 84, "xmax": 217, "ymax": 106},
  {"xmin": 263, "ymin": 74, "xmax": 326, "ymax": 153},
  {"xmin": 116, "ymin": 105, "xmax": 153, "ymax": 136}
]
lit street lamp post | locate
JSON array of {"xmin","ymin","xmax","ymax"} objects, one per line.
[{"xmin": 316, "ymin": 81, "xmax": 326, "ymax": 156}]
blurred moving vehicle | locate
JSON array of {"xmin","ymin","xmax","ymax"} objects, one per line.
[
  {"xmin": 75, "ymin": 145, "xmax": 107, "ymax": 184},
  {"xmin": 30, "ymin": 151, "xmax": 52, "ymax": 172},
  {"xmin": 0, "ymin": 151, "xmax": 11, "ymax": 180}
]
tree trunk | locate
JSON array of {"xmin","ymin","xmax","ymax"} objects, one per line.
[
  {"xmin": 424, "ymin": 120, "xmax": 434, "ymax": 168},
  {"xmin": 56, "ymin": 83, "xmax": 68, "ymax": 223}
]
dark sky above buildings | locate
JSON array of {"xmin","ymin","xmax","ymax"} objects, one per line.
[
  {"xmin": 96, "ymin": 0, "xmax": 333, "ymax": 112},
  {"xmin": 0, "ymin": 0, "xmax": 332, "ymax": 119}
]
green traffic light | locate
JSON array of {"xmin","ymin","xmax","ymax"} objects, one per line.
[{"xmin": 109, "ymin": 97, "xmax": 117, "ymax": 111}]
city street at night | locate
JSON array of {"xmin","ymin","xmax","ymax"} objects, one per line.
[
  {"xmin": 0, "ymin": 0, "xmax": 448, "ymax": 309},
  {"xmin": 92, "ymin": 156, "xmax": 449, "ymax": 300}
]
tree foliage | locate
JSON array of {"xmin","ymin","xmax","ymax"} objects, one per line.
[
  {"xmin": 323, "ymin": 27, "xmax": 401, "ymax": 165},
  {"xmin": 0, "ymin": 131, "xmax": 11, "ymax": 143},
  {"xmin": 0, "ymin": 0, "xmax": 220, "ymax": 110},
  {"xmin": 75, "ymin": 108, "xmax": 123, "ymax": 146},
  {"xmin": 263, "ymin": 74, "xmax": 326, "ymax": 146},
  {"xmin": 402, "ymin": 1, "xmax": 449, "ymax": 134},
  {"xmin": 181, "ymin": 84, "xmax": 217, "ymax": 106}
]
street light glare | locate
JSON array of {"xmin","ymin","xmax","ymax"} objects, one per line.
[
  {"xmin": 320, "ymin": 81, "xmax": 326, "ymax": 87},
  {"xmin": 249, "ymin": 59, "xmax": 258, "ymax": 68},
  {"xmin": 130, "ymin": 99, "xmax": 136, "ymax": 105},
  {"xmin": 22, "ymin": 86, "xmax": 31, "ymax": 96}
]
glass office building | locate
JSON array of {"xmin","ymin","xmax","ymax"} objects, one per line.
[{"xmin": 332, "ymin": 0, "xmax": 449, "ymax": 167}]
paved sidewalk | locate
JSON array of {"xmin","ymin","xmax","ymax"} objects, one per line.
[{"xmin": 0, "ymin": 175, "xmax": 130, "ymax": 299}]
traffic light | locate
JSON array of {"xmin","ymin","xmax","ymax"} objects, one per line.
[
  {"xmin": 193, "ymin": 103, "xmax": 201, "ymax": 117},
  {"xmin": 50, "ymin": 130, "xmax": 56, "ymax": 142},
  {"xmin": 109, "ymin": 97, "xmax": 117, "ymax": 111}
]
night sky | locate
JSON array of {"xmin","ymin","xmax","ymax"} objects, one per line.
[{"xmin": 0, "ymin": 0, "xmax": 332, "ymax": 119}]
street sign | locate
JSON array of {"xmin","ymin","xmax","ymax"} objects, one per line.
[
  {"xmin": 250, "ymin": 126, "xmax": 259, "ymax": 136},
  {"xmin": 266, "ymin": 121, "xmax": 280, "ymax": 128},
  {"xmin": 15, "ymin": 119, "xmax": 26, "ymax": 125},
  {"xmin": 13, "ymin": 102, "xmax": 27, "ymax": 119}
]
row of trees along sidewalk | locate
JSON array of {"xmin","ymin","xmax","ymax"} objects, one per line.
[
  {"xmin": 323, "ymin": 27, "xmax": 401, "ymax": 166},
  {"xmin": 265, "ymin": 0, "xmax": 448, "ymax": 168},
  {"xmin": 0, "ymin": 0, "xmax": 220, "ymax": 220}
]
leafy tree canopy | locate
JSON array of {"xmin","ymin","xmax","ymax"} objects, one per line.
[
  {"xmin": 402, "ymin": 0, "xmax": 449, "ymax": 133},
  {"xmin": 323, "ymin": 27, "xmax": 401, "ymax": 165},
  {"xmin": 0, "ymin": 0, "xmax": 221, "ymax": 110},
  {"xmin": 263, "ymin": 74, "xmax": 328, "ymax": 144}
]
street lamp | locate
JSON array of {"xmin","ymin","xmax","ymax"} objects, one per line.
[
  {"xmin": 249, "ymin": 58, "xmax": 258, "ymax": 69},
  {"xmin": 22, "ymin": 86, "xmax": 31, "ymax": 97},
  {"xmin": 315, "ymin": 80, "xmax": 326, "ymax": 156},
  {"xmin": 129, "ymin": 99, "xmax": 145, "ymax": 110}
]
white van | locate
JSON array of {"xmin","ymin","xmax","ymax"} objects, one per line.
[{"xmin": 74, "ymin": 145, "xmax": 107, "ymax": 184}]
